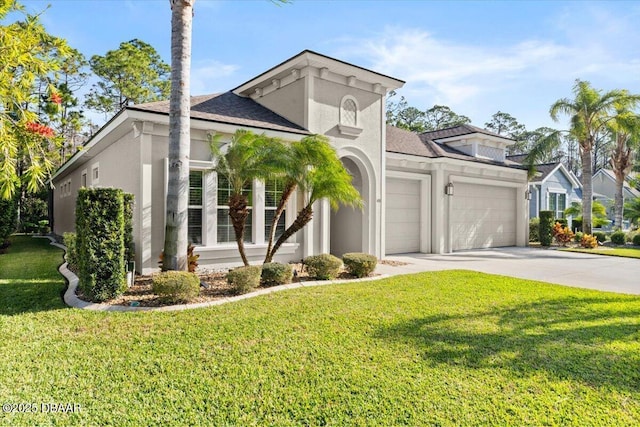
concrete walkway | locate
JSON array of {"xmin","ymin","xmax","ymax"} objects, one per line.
[{"xmin": 376, "ymin": 247, "xmax": 640, "ymax": 295}]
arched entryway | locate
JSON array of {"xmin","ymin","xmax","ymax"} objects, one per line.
[{"xmin": 330, "ymin": 156, "xmax": 369, "ymax": 257}]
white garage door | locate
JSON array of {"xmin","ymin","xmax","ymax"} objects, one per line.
[
  {"xmin": 386, "ymin": 178, "xmax": 420, "ymax": 254},
  {"xmin": 451, "ymin": 183, "xmax": 516, "ymax": 250}
]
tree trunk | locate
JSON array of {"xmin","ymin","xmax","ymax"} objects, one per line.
[
  {"xmin": 580, "ymin": 145, "xmax": 594, "ymax": 235},
  {"xmin": 270, "ymin": 203, "xmax": 313, "ymax": 258},
  {"xmin": 611, "ymin": 135, "xmax": 632, "ymax": 230},
  {"xmin": 163, "ymin": 0, "xmax": 194, "ymax": 271},
  {"xmin": 228, "ymin": 193, "xmax": 249, "ymax": 266},
  {"xmin": 264, "ymin": 181, "xmax": 296, "ymax": 263}
]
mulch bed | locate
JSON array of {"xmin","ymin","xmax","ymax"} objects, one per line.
[{"xmin": 75, "ymin": 263, "xmax": 372, "ymax": 308}]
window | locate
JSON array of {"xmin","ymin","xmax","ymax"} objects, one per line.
[
  {"xmin": 341, "ymin": 98, "xmax": 357, "ymax": 126},
  {"xmin": 264, "ymin": 178, "xmax": 287, "ymax": 241},
  {"xmin": 217, "ymin": 175, "xmax": 253, "ymax": 243},
  {"xmin": 91, "ymin": 163, "xmax": 99, "ymax": 185},
  {"xmin": 549, "ymin": 192, "xmax": 566, "ymax": 219},
  {"xmin": 188, "ymin": 171, "xmax": 203, "ymax": 245}
]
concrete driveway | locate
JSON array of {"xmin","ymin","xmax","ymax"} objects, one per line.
[{"xmin": 377, "ymin": 247, "xmax": 640, "ymax": 295}]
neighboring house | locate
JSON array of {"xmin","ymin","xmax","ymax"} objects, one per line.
[
  {"xmin": 51, "ymin": 50, "xmax": 529, "ymax": 274},
  {"xmin": 592, "ymin": 169, "xmax": 640, "ymax": 226},
  {"xmin": 507, "ymin": 155, "xmax": 582, "ymax": 221}
]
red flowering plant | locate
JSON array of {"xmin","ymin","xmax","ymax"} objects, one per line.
[
  {"xmin": 50, "ymin": 91, "xmax": 63, "ymax": 105},
  {"xmin": 25, "ymin": 121, "xmax": 55, "ymax": 139}
]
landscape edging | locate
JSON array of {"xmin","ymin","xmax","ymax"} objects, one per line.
[{"xmin": 35, "ymin": 235, "xmax": 390, "ymax": 312}]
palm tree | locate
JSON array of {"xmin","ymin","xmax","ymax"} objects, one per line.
[
  {"xmin": 210, "ymin": 130, "xmax": 286, "ymax": 266},
  {"xmin": 564, "ymin": 200, "xmax": 610, "ymax": 228},
  {"xmin": 608, "ymin": 102, "xmax": 640, "ymax": 229},
  {"xmin": 624, "ymin": 197, "xmax": 640, "ymax": 227},
  {"xmin": 530, "ymin": 80, "xmax": 631, "ymax": 234},
  {"xmin": 265, "ymin": 135, "xmax": 362, "ymax": 262},
  {"xmin": 163, "ymin": 0, "xmax": 195, "ymax": 271}
]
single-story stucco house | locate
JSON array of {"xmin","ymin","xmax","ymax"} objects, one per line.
[{"xmin": 51, "ymin": 50, "xmax": 529, "ymax": 274}]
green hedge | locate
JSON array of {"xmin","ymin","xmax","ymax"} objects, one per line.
[
  {"xmin": 529, "ymin": 217, "xmax": 540, "ymax": 242},
  {"xmin": 0, "ymin": 197, "xmax": 16, "ymax": 243},
  {"xmin": 342, "ymin": 253, "xmax": 377, "ymax": 278},
  {"xmin": 76, "ymin": 188, "xmax": 130, "ymax": 302},
  {"xmin": 633, "ymin": 234, "xmax": 640, "ymax": 246},
  {"xmin": 261, "ymin": 262, "xmax": 293, "ymax": 287},
  {"xmin": 610, "ymin": 231, "xmax": 626, "ymax": 245},
  {"xmin": 539, "ymin": 211, "xmax": 554, "ymax": 247},
  {"xmin": 304, "ymin": 254, "xmax": 342, "ymax": 280},
  {"xmin": 63, "ymin": 232, "xmax": 78, "ymax": 269},
  {"xmin": 123, "ymin": 193, "xmax": 134, "ymax": 264},
  {"xmin": 593, "ymin": 231, "xmax": 607, "ymax": 244}
]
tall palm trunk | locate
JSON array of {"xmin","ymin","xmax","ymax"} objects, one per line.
[
  {"xmin": 611, "ymin": 135, "xmax": 633, "ymax": 229},
  {"xmin": 163, "ymin": 0, "xmax": 194, "ymax": 271},
  {"xmin": 264, "ymin": 181, "xmax": 296, "ymax": 263},
  {"xmin": 229, "ymin": 194, "xmax": 250, "ymax": 266},
  {"xmin": 580, "ymin": 144, "xmax": 594, "ymax": 235},
  {"xmin": 270, "ymin": 203, "xmax": 314, "ymax": 257}
]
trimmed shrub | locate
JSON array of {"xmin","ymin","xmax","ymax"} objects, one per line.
[
  {"xmin": 593, "ymin": 231, "xmax": 607, "ymax": 244},
  {"xmin": 0, "ymin": 197, "xmax": 16, "ymax": 244},
  {"xmin": 571, "ymin": 219, "xmax": 582, "ymax": 233},
  {"xmin": 76, "ymin": 188, "xmax": 127, "ymax": 302},
  {"xmin": 227, "ymin": 265, "xmax": 261, "ymax": 294},
  {"xmin": 152, "ymin": 271, "xmax": 200, "ymax": 303},
  {"xmin": 529, "ymin": 217, "xmax": 540, "ymax": 242},
  {"xmin": 574, "ymin": 231, "xmax": 584, "ymax": 243},
  {"xmin": 20, "ymin": 196, "xmax": 47, "ymax": 233},
  {"xmin": 261, "ymin": 262, "xmax": 293, "ymax": 287},
  {"xmin": 633, "ymin": 234, "xmax": 640, "ymax": 246},
  {"xmin": 539, "ymin": 211, "xmax": 554, "ymax": 247},
  {"xmin": 627, "ymin": 232, "xmax": 638, "ymax": 243},
  {"xmin": 581, "ymin": 234, "xmax": 598, "ymax": 249},
  {"xmin": 304, "ymin": 254, "xmax": 342, "ymax": 280},
  {"xmin": 63, "ymin": 232, "xmax": 78, "ymax": 269},
  {"xmin": 610, "ymin": 230, "xmax": 626, "ymax": 245},
  {"xmin": 123, "ymin": 193, "xmax": 134, "ymax": 263},
  {"xmin": 343, "ymin": 252, "xmax": 377, "ymax": 278}
]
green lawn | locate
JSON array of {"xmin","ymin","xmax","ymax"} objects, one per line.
[
  {"xmin": 1, "ymin": 235, "xmax": 640, "ymax": 426},
  {"xmin": 562, "ymin": 246, "xmax": 640, "ymax": 259}
]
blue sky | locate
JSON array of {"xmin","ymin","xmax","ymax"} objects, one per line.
[{"xmin": 22, "ymin": 0, "xmax": 640, "ymax": 131}]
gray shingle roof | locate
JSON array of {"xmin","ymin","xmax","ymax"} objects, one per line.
[
  {"xmin": 129, "ymin": 92, "xmax": 309, "ymax": 135},
  {"xmin": 386, "ymin": 125, "xmax": 523, "ymax": 169},
  {"xmin": 421, "ymin": 124, "xmax": 514, "ymax": 141}
]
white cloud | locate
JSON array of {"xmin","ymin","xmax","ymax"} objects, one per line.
[
  {"xmin": 190, "ymin": 60, "xmax": 239, "ymax": 95},
  {"xmin": 335, "ymin": 19, "xmax": 640, "ymax": 129}
]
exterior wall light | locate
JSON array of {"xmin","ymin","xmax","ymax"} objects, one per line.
[
  {"xmin": 445, "ymin": 182, "xmax": 454, "ymax": 196},
  {"xmin": 525, "ymin": 189, "xmax": 532, "ymax": 200}
]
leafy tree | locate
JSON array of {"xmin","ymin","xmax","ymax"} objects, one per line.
[
  {"xmin": 85, "ymin": 39, "xmax": 170, "ymax": 117},
  {"xmin": 210, "ymin": 130, "xmax": 286, "ymax": 266},
  {"xmin": 485, "ymin": 111, "xmax": 527, "ymax": 154},
  {"xmin": 423, "ymin": 105, "xmax": 471, "ymax": 131},
  {"xmin": 528, "ymin": 80, "xmax": 637, "ymax": 234},
  {"xmin": 40, "ymin": 48, "xmax": 91, "ymax": 161},
  {"xmin": 607, "ymin": 101, "xmax": 640, "ymax": 229},
  {"xmin": 265, "ymin": 135, "xmax": 362, "ymax": 262},
  {"xmin": 163, "ymin": 0, "xmax": 195, "ymax": 271},
  {"xmin": 0, "ymin": 0, "xmax": 71, "ymax": 199}
]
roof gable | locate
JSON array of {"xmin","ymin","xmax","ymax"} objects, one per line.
[{"xmin": 129, "ymin": 92, "xmax": 309, "ymax": 135}]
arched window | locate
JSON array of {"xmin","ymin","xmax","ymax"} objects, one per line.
[{"xmin": 341, "ymin": 98, "xmax": 357, "ymax": 127}]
